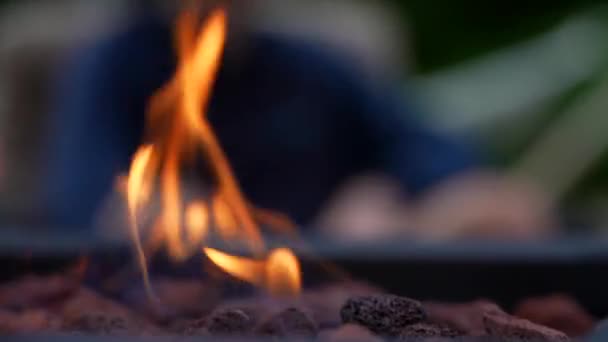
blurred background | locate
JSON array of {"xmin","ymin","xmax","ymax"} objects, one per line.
[{"xmin": 1, "ymin": 0, "xmax": 608, "ymax": 241}]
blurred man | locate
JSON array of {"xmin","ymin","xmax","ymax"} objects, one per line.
[{"xmin": 43, "ymin": 2, "xmax": 554, "ymax": 240}]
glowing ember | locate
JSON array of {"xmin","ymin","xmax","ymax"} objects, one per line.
[{"xmin": 124, "ymin": 5, "xmax": 301, "ymax": 297}]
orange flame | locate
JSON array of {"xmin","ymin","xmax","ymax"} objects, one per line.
[
  {"xmin": 204, "ymin": 247, "xmax": 301, "ymax": 297},
  {"xmin": 185, "ymin": 200, "xmax": 210, "ymax": 243},
  {"xmin": 265, "ymin": 248, "xmax": 302, "ymax": 297},
  {"xmin": 125, "ymin": 5, "xmax": 301, "ymax": 297}
]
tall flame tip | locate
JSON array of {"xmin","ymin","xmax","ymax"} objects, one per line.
[{"xmin": 125, "ymin": 4, "xmax": 301, "ymax": 300}]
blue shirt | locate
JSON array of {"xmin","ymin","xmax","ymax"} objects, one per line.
[{"xmin": 44, "ymin": 14, "xmax": 477, "ymax": 228}]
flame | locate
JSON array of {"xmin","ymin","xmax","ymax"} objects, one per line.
[
  {"xmin": 185, "ymin": 201, "xmax": 210, "ymax": 245},
  {"xmin": 212, "ymin": 194, "xmax": 239, "ymax": 240},
  {"xmin": 265, "ymin": 248, "xmax": 302, "ymax": 297},
  {"xmin": 124, "ymin": 5, "xmax": 301, "ymax": 297},
  {"xmin": 204, "ymin": 247, "xmax": 301, "ymax": 297},
  {"xmin": 203, "ymin": 247, "xmax": 266, "ymax": 286}
]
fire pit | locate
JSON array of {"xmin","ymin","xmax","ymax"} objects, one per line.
[
  {"xmin": 2, "ymin": 1, "xmax": 607, "ymax": 341},
  {"xmin": 0, "ymin": 232, "xmax": 607, "ymax": 341}
]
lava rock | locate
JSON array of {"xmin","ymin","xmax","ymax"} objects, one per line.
[
  {"xmin": 54, "ymin": 287, "xmax": 160, "ymax": 335},
  {"xmin": 399, "ymin": 322, "xmax": 442, "ymax": 339},
  {"xmin": 424, "ymin": 299, "xmax": 507, "ymax": 336},
  {"xmin": 300, "ymin": 281, "xmax": 382, "ymax": 329},
  {"xmin": 217, "ymin": 296, "xmax": 283, "ymax": 314},
  {"xmin": 340, "ymin": 294, "xmax": 426, "ymax": 336},
  {"xmin": 255, "ymin": 307, "xmax": 318, "ymax": 337},
  {"xmin": 60, "ymin": 288, "xmax": 136, "ymax": 322},
  {"xmin": 318, "ymin": 324, "xmax": 382, "ymax": 342},
  {"xmin": 59, "ymin": 288, "xmax": 159, "ymax": 335},
  {"xmin": 0, "ymin": 275, "xmax": 78, "ymax": 310},
  {"xmin": 125, "ymin": 278, "xmax": 220, "ymax": 323},
  {"xmin": 62, "ymin": 311, "xmax": 129, "ymax": 335},
  {"xmin": 0, "ymin": 309, "xmax": 62, "ymax": 334},
  {"xmin": 484, "ymin": 311, "xmax": 569, "ymax": 341},
  {"xmin": 514, "ymin": 294, "xmax": 595, "ymax": 336},
  {"xmin": 180, "ymin": 317, "xmax": 208, "ymax": 336},
  {"xmin": 206, "ymin": 308, "xmax": 255, "ymax": 336},
  {"xmin": 398, "ymin": 322, "xmax": 462, "ymax": 339}
]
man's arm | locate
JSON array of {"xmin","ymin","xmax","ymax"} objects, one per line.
[{"xmin": 318, "ymin": 59, "xmax": 555, "ymax": 240}]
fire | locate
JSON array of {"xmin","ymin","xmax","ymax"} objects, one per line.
[
  {"xmin": 185, "ymin": 200, "xmax": 210, "ymax": 243},
  {"xmin": 125, "ymin": 5, "xmax": 301, "ymax": 297},
  {"xmin": 265, "ymin": 248, "xmax": 302, "ymax": 297},
  {"xmin": 204, "ymin": 247, "xmax": 301, "ymax": 297}
]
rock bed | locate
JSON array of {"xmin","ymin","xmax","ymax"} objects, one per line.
[{"xmin": 0, "ymin": 273, "xmax": 597, "ymax": 341}]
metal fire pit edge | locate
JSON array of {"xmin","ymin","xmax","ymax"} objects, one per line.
[{"xmin": 2, "ymin": 227, "xmax": 608, "ymax": 317}]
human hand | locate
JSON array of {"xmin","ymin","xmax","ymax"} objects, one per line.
[
  {"xmin": 316, "ymin": 171, "xmax": 557, "ymax": 241},
  {"xmin": 411, "ymin": 171, "xmax": 557, "ymax": 240}
]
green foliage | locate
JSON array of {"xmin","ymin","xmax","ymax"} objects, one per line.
[{"xmin": 389, "ymin": 0, "xmax": 603, "ymax": 73}]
